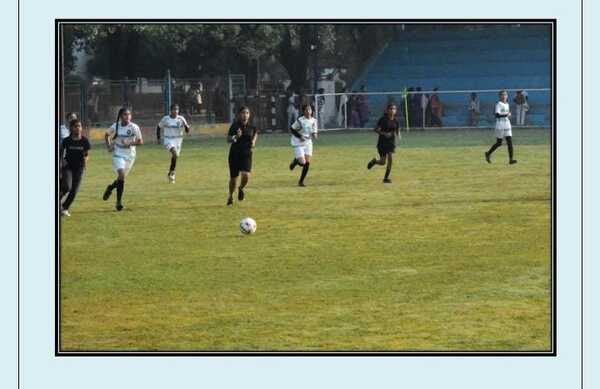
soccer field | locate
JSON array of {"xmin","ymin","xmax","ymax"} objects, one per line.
[{"xmin": 59, "ymin": 128, "xmax": 552, "ymax": 352}]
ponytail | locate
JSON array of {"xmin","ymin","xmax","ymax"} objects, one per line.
[{"xmin": 113, "ymin": 107, "xmax": 131, "ymax": 140}]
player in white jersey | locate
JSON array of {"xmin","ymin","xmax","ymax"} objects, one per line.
[
  {"xmin": 485, "ymin": 90, "xmax": 517, "ymax": 165},
  {"xmin": 288, "ymin": 104, "xmax": 318, "ymax": 187},
  {"xmin": 102, "ymin": 107, "xmax": 144, "ymax": 211},
  {"xmin": 156, "ymin": 104, "xmax": 190, "ymax": 183}
]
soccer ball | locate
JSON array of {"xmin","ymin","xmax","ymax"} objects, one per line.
[{"xmin": 240, "ymin": 217, "xmax": 257, "ymax": 235}]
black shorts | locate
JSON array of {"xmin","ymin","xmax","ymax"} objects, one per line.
[
  {"xmin": 377, "ymin": 142, "xmax": 396, "ymax": 157},
  {"xmin": 228, "ymin": 150, "xmax": 253, "ymax": 178}
]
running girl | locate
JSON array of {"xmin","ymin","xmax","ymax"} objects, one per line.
[
  {"xmin": 485, "ymin": 90, "xmax": 518, "ymax": 164},
  {"xmin": 103, "ymin": 107, "xmax": 144, "ymax": 211},
  {"xmin": 226, "ymin": 106, "xmax": 258, "ymax": 206},
  {"xmin": 156, "ymin": 104, "xmax": 190, "ymax": 183},
  {"xmin": 367, "ymin": 103, "xmax": 400, "ymax": 183},
  {"xmin": 288, "ymin": 104, "xmax": 318, "ymax": 187},
  {"xmin": 59, "ymin": 119, "xmax": 90, "ymax": 216}
]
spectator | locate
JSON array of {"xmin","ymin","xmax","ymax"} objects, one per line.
[
  {"xmin": 429, "ymin": 87, "xmax": 443, "ymax": 127},
  {"xmin": 60, "ymin": 112, "xmax": 78, "ymax": 144},
  {"xmin": 287, "ymin": 90, "xmax": 300, "ymax": 128},
  {"xmin": 358, "ymin": 85, "xmax": 370, "ymax": 128},
  {"xmin": 468, "ymin": 92, "xmax": 481, "ymax": 126},
  {"xmin": 192, "ymin": 82, "xmax": 204, "ymax": 115},
  {"xmin": 316, "ymin": 88, "xmax": 326, "ymax": 125},
  {"xmin": 337, "ymin": 88, "xmax": 349, "ymax": 127},
  {"xmin": 514, "ymin": 89, "xmax": 528, "ymax": 125},
  {"xmin": 407, "ymin": 87, "xmax": 417, "ymax": 127},
  {"xmin": 419, "ymin": 87, "xmax": 428, "ymax": 127}
]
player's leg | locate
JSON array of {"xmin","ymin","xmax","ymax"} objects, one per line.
[
  {"xmin": 485, "ymin": 138, "xmax": 503, "ymax": 163},
  {"xmin": 383, "ymin": 153, "xmax": 393, "ymax": 183},
  {"xmin": 103, "ymin": 157, "xmax": 122, "ymax": 201},
  {"xmin": 290, "ymin": 146, "xmax": 306, "ymax": 170},
  {"xmin": 238, "ymin": 153, "xmax": 252, "ymax": 201},
  {"xmin": 506, "ymin": 136, "xmax": 517, "ymax": 164},
  {"xmin": 115, "ymin": 168, "xmax": 126, "ymax": 211},
  {"xmin": 62, "ymin": 167, "xmax": 84, "ymax": 212},
  {"xmin": 298, "ymin": 145, "xmax": 312, "ymax": 187},
  {"xmin": 168, "ymin": 146, "xmax": 178, "ymax": 183},
  {"xmin": 60, "ymin": 167, "xmax": 74, "ymax": 215},
  {"xmin": 227, "ymin": 153, "xmax": 239, "ymax": 205}
]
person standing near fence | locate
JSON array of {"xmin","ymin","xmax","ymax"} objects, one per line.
[
  {"xmin": 103, "ymin": 107, "xmax": 144, "ymax": 211},
  {"xmin": 358, "ymin": 85, "xmax": 370, "ymax": 127},
  {"xmin": 485, "ymin": 90, "xmax": 517, "ymax": 165},
  {"xmin": 227, "ymin": 106, "xmax": 259, "ymax": 206},
  {"xmin": 287, "ymin": 90, "xmax": 299, "ymax": 128},
  {"xmin": 468, "ymin": 92, "xmax": 480, "ymax": 126},
  {"xmin": 367, "ymin": 103, "xmax": 400, "ymax": 183},
  {"xmin": 514, "ymin": 89, "xmax": 528, "ymax": 126},
  {"xmin": 156, "ymin": 104, "xmax": 191, "ymax": 184},
  {"xmin": 59, "ymin": 112, "xmax": 78, "ymax": 144},
  {"xmin": 60, "ymin": 119, "xmax": 90, "ymax": 217},
  {"xmin": 337, "ymin": 88, "xmax": 348, "ymax": 127},
  {"xmin": 429, "ymin": 87, "xmax": 443, "ymax": 127},
  {"xmin": 289, "ymin": 104, "xmax": 318, "ymax": 187}
]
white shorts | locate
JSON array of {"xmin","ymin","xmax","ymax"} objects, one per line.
[
  {"xmin": 112, "ymin": 156, "xmax": 135, "ymax": 176},
  {"xmin": 164, "ymin": 137, "xmax": 183, "ymax": 156},
  {"xmin": 294, "ymin": 142, "xmax": 313, "ymax": 159},
  {"xmin": 494, "ymin": 128, "xmax": 513, "ymax": 138}
]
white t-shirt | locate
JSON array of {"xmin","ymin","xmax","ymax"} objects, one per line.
[
  {"xmin": 495, "ymin": 101, "xmax": 511, "ymax": 130},
  {"xmin": 106, "ymin": 122, "xmax": 143, "ymax": 160},
  {"xmin": 158, "ymin": 115, "xmax": 189, "ymax": 138},
  {"xmin": 290, "ymin": 116, "xmax": 318, "ymax": 147},
  {"xmin": 59, "ymin": 125, "xmax": 70, "ymax": 141}
]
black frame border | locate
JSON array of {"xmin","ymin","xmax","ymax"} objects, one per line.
[{"xmin": 53, "ymin": 18, "xmax": 557, "ymax": 357}]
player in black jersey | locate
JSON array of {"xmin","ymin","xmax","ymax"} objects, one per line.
[
  {"xmin": 367, "ymin": 103, "xmax": 400, "ymax": 183},
  {"xmin": 60, "ymin": 119, "xmax": 91, "ymax": 216},
  {"xmin": 227, "ymin": 106, "xmax": 259, "ymax": 206}
]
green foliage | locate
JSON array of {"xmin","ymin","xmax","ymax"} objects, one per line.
[
  {"xmin": 62, "ymin": 24, "xmax": 398, "ymax": 89},
  {"xmin": 60, "ymin": 129, "xmax": 551, "ymax": 351}
]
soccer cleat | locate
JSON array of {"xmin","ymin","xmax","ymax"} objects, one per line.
[
  {"xmin": 289, "ymin": 160, "xmax": 297, "ymax": 171},
  {"xmin": 383, "ymin": 178, "xmax": 392, "ymax": 184},
  {"xmin": 298, "ymin": 181, "xmax": 306, "ymax": 187},
  {"xmin": 227, "ymin": 197, "xmax": 233, "ymax": 206},
  {"xmin": 168, "ymin": 171, "xmax": 176, "ymax": 184},
  {"xmin": 509, "ymin": 159, "xmax": 518, "ymax": 165},
  {"xmin": 367, "ymin": 159, "xmax": 376, "ymax": 170},
  {"xmin": 484, "ymin": 152, "xmax": 491, "ymax": 164},
  {"xmin": 60, "ymin": 209, "xmax": 71, "ymax": 217},
  {"xmin": 238, "ymin": 187, "xmax": 245, "ymax": 201},
  {"xmin": 116, "ymin": 202, "xmax": 124, "ymax": 211},
  {"xmin": 103, "ymin": 185, "xmax": 113, "ymax": 200}
]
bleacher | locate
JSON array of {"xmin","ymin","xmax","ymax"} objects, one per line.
[{"xmin": 351, "ymin": 25, "xmax": 552, "ymax": 128}]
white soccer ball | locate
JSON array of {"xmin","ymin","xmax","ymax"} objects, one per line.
[{"xmin": 240, "ymin": 217, "xmax": 257, "ymax": 235}]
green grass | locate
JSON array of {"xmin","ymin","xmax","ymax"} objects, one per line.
[{"xmin": 60, "ymin": 129, "xmax": 552, "ymax": 352}]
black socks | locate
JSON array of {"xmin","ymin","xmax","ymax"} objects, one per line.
[
  {"xmin": 116, "ymin": 180, "xmax": 124, "ymax": 203},
  {"xmin": 169, "ymin": 156, "xmax": 177, "ymax": 172},
  {"xmin": 487, "ymin": 139, "xmax": 503, "ymax": 155},
  {"xmin": 299, "ymin": 162, "xmax": 310, "ymax": 184},
  {"xmin": 506, "ymin": 136, "xmax": 514, "ymax": 160}
]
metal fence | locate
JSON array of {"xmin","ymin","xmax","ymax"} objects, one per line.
[{"xmin": 312, "ymin": 88, "xmax": 552, "ymax": 131}]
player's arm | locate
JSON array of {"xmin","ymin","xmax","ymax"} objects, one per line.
[
  {"xmin": 227, "ymin": 123, "xmax": 238, "ymax": 143},
  {"xmin": 156, "ymin": 125, "xmax": 161, "ymax": 143},
  {"xmin": 251, "ymin": 128, "xmax": 259, "ymax": 148},
  {"xmin": 290, "ymin": 120, "xmax": 304, "ymax": 140},
  {"xmin": 104, "ymin": 130, "xmax": 114, "ymax": 152},
  {"xmin": 494, "ymin": 104, "xmax": 509, "ymax": 118},
  {"xmin": 83, "ymin": 139, "xmax": 91, "ymax": 166},
  {"xmin": 133, "ymin": 128, "xmax": 144, "ymax": 146},
  {"xmin": 312, "ymin": 121, "xmax": 319, "ymax": 140},
  {"xmin": 182, "ymin": 116, "xmax": 191, "ymax": 134}
]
